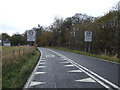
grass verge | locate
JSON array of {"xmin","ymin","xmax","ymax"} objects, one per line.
[
  {"xmin": 2, "ymin": 48, "xmax": 40, "ymax": 88},
  {"xmin": 50, "ymin": 47, "xmax": 120, "ymax": 64}
]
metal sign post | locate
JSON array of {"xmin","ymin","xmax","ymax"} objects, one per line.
[{"xmin": 84, "ymin": 31, "xmax": 92, "ymax": 53}]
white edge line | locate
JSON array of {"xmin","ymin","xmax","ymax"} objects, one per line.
[
  {"xmin": 91, "ymin": 56, "xmax": 120, "ymax": 65},
  {"xmin": 24, "ymin": 48, "xmax": 43, "ymax": 88},
  {"xmin": 48, "ymin": 48, "xmax": 120, "ymax": 89}
]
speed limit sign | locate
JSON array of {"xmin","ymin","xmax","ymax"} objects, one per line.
[
  {"xmin": 28, "ymin": 30, "xmax": 34, "ymax": 36},
  {"xmin": 84, "ymin": 31, "xmax": 92, "ymax": 42}
]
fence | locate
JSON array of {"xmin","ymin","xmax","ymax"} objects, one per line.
[{"xmin": 2, "ymin": 46, "xmax": 36, "ymax": 63}]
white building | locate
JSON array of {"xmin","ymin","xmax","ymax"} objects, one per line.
[{"xmin": 3, "ymin": 39, "xmax": 11, "ymax": 46}]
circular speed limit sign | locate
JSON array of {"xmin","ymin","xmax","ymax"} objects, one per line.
[
  {"xmin": 28, "ymin": 30, "xmax": 34, "ymax": 36},
  {"xmin": 86, "ymin": 31, "xmax": 91, "ymax": 36}
]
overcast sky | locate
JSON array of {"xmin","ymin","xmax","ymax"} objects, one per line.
[{"xmin": 0, "ymin": 0, "xmax": 119, "ymax": 36}]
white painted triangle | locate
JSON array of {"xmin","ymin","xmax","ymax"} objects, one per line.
[
  {"xmin": 75, "ymin": 78, "xmax": 96, "ymax": 83},
  {"xmin": 52, "ymin": 55, "xmax": 55, "ymax": 57},
  {"xmin": 40, "ymin": 60, "xmax": 46, "ymax": 61},
  {"xmin": 64, "ymin": 64, "xmax": 74, "ymax": 67},
  {"xmin": 38, "ymin": 66, "xmax": 46, "ymax": 68},
  {"xmin": 29, "ymin": 81, "xmax": 45, "ymax": 87},
  {"xmin": 40, "ymin": 61, "xmax": 46, "ymax": 63},
  {"xmin": 35, "ymin": 72, "xmax": 46, "ymax": 75},
  {"xmin": 60, "ymin": 61, "xmax": 70, "ymax": 64},
  {"xmin": 61, "ymin": 57, "xmax": 66, "ymax": 59},
  {"xmin": 68, "ymin": 70, "xmax": 82, "ymax": 73},
  {"xmin": 39, "ymin": 62, "xmax": 45, "ymax": 64},
  {"xmin": 61, "ymin": 59, "xmax": 68, "ymax": 61}
]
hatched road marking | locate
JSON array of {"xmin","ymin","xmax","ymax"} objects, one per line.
[{"xmin": 48, "ymin": 49, "xmax": 120, "ymax": 89}]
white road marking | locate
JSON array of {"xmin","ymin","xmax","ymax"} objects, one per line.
[
  {"xmin": 29, "ymin": 81, "xmax": 45, "ymax": 87},
  {"xmin": 48, "ymin": 49, "xmax": 120, "ymax": 89},
  {"xmin": 38, "ymin": 66, "xmax": 46, "ymax": 68},
  {"xmin": 41, "ymin": 58, "xmax": 45, "ymax": 59},
  {"xmin": 67, "ymin": 70, "xmax": 82, "ymax": 73},
  {"xmin": 60, "ymin": 61, "xmax": 70, "ymax": 64},
  {"xmin": 46, "ymin": 55, "xmax": 55, "ymax": 57},
  {"xmin": 61, "ymin": 58, "xmax": 68, "ymax": 60},
  {"xmin": 39, "ymin": 62, "xmax": 45, "ymax": 64},
  {"xmin": 40, "ymin": 60, "xmax": 46, "ymax": 61},
  {"xmin": 64, "ymin": 65, "xmax": 74, "ymax": 67},
  {"xmin": 35, "ymin": 72, "xmax": 46, "ymax": 75},
  {"xmin": 91, "ymin": 56, "xmax": 120, "ymax": 65},
  {"xmin": 75, "ymin": 78, "xmax": 96, "ymax": 83}
]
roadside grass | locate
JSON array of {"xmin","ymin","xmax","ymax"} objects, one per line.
[
  {"xmin": 2, "ymin": 46, "xmax": 35, "ymax": 64},
  {"xmin": 2, "ymin": 47, "xmax": 40, "ymax": 88},
  {"xmin": 2, "ymin": 46, "xmax": 24, "ymax": 50},
  {"xmin": 50, "ymin": 47, "xmax": 120, "ymax": 63}
]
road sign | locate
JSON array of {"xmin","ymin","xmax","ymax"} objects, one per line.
[
  {"xmin": 27, "ymin": 30, "xmax": 36, "ymax": 42},
  {"xmin": 84, "ymin": 31, "xmax": 92, "ymax": 42}
]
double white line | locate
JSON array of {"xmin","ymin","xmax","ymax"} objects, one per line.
[{"xmin": 48, "ymin": 49, "xmax": 120, "ymax": 90}]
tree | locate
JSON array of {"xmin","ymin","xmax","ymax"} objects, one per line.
[{"xmin": 1, "ymin": 33, "xmax": 10, "ymax": 46}]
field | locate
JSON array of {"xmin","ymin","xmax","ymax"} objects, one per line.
[{"xmin": 2, "ymin": 46, "xmax": 40, "ymax": 88}]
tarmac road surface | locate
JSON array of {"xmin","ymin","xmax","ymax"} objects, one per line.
[{"xmin": 24, "ymin": 47, "xmax": 120, "ymax": 89}]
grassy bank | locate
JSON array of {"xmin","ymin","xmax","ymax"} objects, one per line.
[
  {"xmin": 2, "ymin": 46, "xmax": 40, "ymax": 88},
  {"xmin": 50, "ymin": 47, "xmax": 120, "ymax": 63}
]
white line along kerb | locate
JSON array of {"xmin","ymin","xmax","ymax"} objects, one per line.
[
  {"xmin": 47, "ymin": 49, "xmax": 120, "ymax": 89},
  {"xmin": 24, "ymin": 48, "xmax": 45, "ymax": 88}
]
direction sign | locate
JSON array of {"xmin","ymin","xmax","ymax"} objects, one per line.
[
  {"xmin": 84, "ymin": 31, "xmax": 92, "ymax": 42},
  {"xmin": 27, "ymin": 30, "xmax": 36, "ymax": 41}
]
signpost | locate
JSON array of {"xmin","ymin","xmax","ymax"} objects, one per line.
[
  {"xmin": 84, "ymin": 31, "xmax": 92, "ymax": 52},
  {"xmin": 27, "ymin": 30, "xmax": 36, "ymax": 46},
  {"xmin": 84, "ymin": 31, "xmax": 92, "ymax": 42}
]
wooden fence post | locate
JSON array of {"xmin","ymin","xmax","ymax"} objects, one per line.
[
  {"xmin": 19, "ymin": 49, "xmax": 20, "ymax": 56},
  {"xmin": 23, "ymin": 49, "xmax": 24, "ymax": 55},
  {"xmin": 13, "ymin": 50, "xmax": 14, "ymax": 55}
]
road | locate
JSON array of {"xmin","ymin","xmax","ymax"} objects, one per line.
[{"xmin": 24, "ymin": 47, "xmax": 120, "ymax": 89}]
